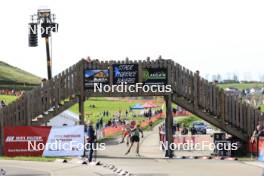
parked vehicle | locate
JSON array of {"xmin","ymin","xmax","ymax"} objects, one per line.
[
  {"xmin": 206, "ymin": 126, "xmax": 214, "ymax": 134},
  {"xmin": 191, "ymin": 121, "xmax": 207, "ymax": 134}
]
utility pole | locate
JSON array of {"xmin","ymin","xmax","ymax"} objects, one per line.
[{"xmin": 45, "ymin": 37, "xmax": 52, "ymax": 80}]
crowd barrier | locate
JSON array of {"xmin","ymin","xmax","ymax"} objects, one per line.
[
  {"xmin": 102, "ymin": 113, "xmax": 163, "ymax": 137},
  {"xmin": 159, "ymin": 132, "xmax": 212, "ymax": 145},
  {"xmin": 140, "ymin": 113, "xmax": 163, "ymax": 128},
  {"xmin": 248, "ymin": 137, "xmax": 264, "ymax": 156},
  {"xmin": 102, "ymin": 125, "xmax": 124, "ymax": 137},
  {"xmin": 173, "ymin": 111, "xmax": 191, "ymax": 117}
]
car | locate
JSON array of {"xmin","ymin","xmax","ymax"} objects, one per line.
[{"xmin": 191, "ymin": 121, "xmax": 207, "ymax": 134}]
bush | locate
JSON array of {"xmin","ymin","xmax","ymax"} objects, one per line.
[{"xmin": 176, "ymin": 115, "xmax": 201, "ymax": 127}]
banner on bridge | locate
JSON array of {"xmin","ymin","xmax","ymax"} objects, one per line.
[
  {"xmin": 143, "ymin": 68, "xmax": 167, "ymax": 85},
  {"xmin": 4, "ymin": 125, "xmax": 84, "ymax": 157},
  {"xmin": 113, "ymin": 64, "xmax": 138, "ymax": 84},
  {"xmin": 84, "ymin": 69, "xmax": 109, "ymax": 89}
]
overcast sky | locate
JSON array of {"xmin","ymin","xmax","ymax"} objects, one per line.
[{"xmin": 0, "ymin": 0, "xmax": 264, "ymax": 81}]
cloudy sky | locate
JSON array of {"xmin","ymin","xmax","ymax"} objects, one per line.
[{"xmin": 0, "ymin": 0, "xmax": 264, "ymax": 80}]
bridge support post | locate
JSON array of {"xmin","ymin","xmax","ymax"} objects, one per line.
[
  {"xmin": 164, "ymin": 95, "xmax": 174, "ymax": 158},
  {"xmin": 79, "ymin": 95, "xmax": 85, "ymax": 125},
  {"xmin": 79, "ymin": 61, "xmax": 85, "ymax": 125}
]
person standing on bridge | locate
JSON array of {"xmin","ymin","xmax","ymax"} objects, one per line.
[{"xmin": 125, "ymin": 124, "xmax": 144, "ymax": 156}]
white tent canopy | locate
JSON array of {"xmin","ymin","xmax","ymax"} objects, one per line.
[{"xmin": 47, "ymin": 110, "xmax": 80, "ymax": 127}]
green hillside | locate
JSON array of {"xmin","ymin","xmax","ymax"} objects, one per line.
[
  {"xmin": 0, "ymin": 61, "xmax": 41, "ymax": 89},
  {"xmin": 218, "ymin": 83, "xmax": 264, "ymax": 90}
]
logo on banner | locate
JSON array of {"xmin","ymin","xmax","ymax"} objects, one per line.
[
  {"xmin": 84, "ymin": 69, "xmax": 109, "ymax": 89},
  {"xmin": 4, "ymin": 126, "xmax": 86, "ymax": 157},
  {"xmin": 143, "ymin": 68, "xmax": 167, "ymax": 85},
  {"xmin": 113, "ymin": 64, "xmax": 138, "ymax": 84}
]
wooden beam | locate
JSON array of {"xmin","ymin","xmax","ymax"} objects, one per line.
[{"xmin": 164, "ymin": 95, "xmax": 174, "ymax": 158}]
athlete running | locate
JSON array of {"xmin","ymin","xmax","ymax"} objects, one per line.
[{"xmin": 125, "ymin": 124, "xmax": 144, "ymax": 156}]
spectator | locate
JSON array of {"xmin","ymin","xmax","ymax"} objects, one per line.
[
  {"xmin": 85, "ymin": 121, "xmax": 96, "ymax": 163},
  {"xmin": 251, "ymin": 122, "xmax": 264, "ymax": 144},
  {"xmin": 99, "ymin": 117, "xmax": 103, "ymax": 128},
  {"xmin": 176, "ymin": 123, "xmax": 180, "ymax": 132},
  {"xmin": 0, "ymin": 100, "xmax": 6, "ymax": 108},
  {"xmin": 172, "ymin": 124, "xmax": 177, "ymax": 135},
  {"xmin": 190, "ymin": 126, "xmax": 197, "ymax": 135},
  {"xmin": 149, "ymin": 121, "xmax": 153, "ymax": 131},
  {"xmin": 181, "ymin": 126, "xmax": 188, "ymax": 135},
  {"xmin": 96, "ymin": 120, "xmax": 100, "ymax": 131},
  {"xmin": 190, "ymin": 125, "xmax": 197, "ymax": 145}
]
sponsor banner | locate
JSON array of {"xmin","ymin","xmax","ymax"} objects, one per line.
[
  {"xmin": 143, "ymin": 68, "xmax": 167, "ymax": 85},
  {"xmin": 43, "ymin": 125, "xmax": 84, "ymax": 157},
  {"xmin": 258, "ymin": 137, "xmax": 264, "ymax": 161},
  {"xmin": 4, "ymin": 125, "xmax": 84, "ymax": 157},
  {"xmin": 4, "ymin": 126, "xmax": 51, "ymax": 156},
  {"xmin": 113, "ymin": 64, "xmax": 138, "ymax": 84},
  {"xmin": 84, "ymin": 69, "xmax": 109, "ymax": 89}
]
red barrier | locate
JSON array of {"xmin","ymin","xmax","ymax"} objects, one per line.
[
  {"xmin": 248, "ymin": 142, "xmax": 258, "ymax": 153},
  {"xmin": 173, "ymin": 111, "xmax": 191, "ymax": 117},
  {"xmin": 141, "ymin": 113, "xmax": 163, "ymax": 128},
  {"xmin": 102, "ymin": 113, "xmax": 163, "ymax": 137},
  {"xmin": 173, "ymin": 135, "xmax": 213, "ymax": 144},
  {"xmin": 102, "ymin": 126, "xmax": 124, "ymax": 137},
  {"xmin": 159, "ymin": 131, "xmax": 213, "ymax": 145},
  {"xmin": 248, "ymin": 137, "xmax": 264, "ymax": 154}
]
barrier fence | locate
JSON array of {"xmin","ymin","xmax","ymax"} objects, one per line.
[{"xmin": 102, "ymin": 113, "xmax": 163, "ymax": 138}]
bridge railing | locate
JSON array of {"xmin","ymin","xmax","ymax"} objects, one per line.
[
  {"xmin": 0, "ymin": 59, "xmax": 85, "ymax": 154},
  {"xmin": 170, "ymin": 59, "xmax": 264, "ymax": 139}
]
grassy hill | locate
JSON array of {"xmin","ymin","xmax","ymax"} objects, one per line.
[
  {"xmin": 0, "ymin": 95, "xmax": 17, "ymax": 104},
  {"xmin": 0, "ymin": 61, "xmax": 41, "ymax": 90},
  {"xmin": 217, "ymin": 83, "xmax": 264, "ymax": 90},
  {"xmin": 70, "ymin": 97, "xmax": 164, "ymax": 123}
]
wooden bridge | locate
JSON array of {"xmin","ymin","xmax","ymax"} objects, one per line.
[{"xmin": 0, "ymin": 58, "xmax": 262, "ymax": 156}]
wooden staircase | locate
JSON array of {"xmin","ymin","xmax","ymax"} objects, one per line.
[{"xmin": 31, "ymin": 97, "xmax": 78, "ymax": 126}]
